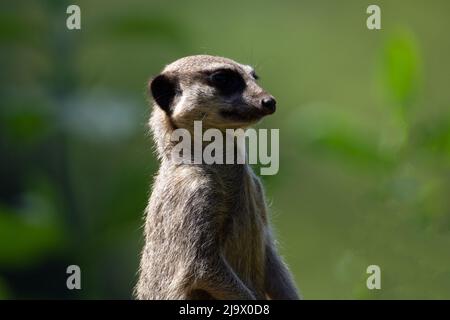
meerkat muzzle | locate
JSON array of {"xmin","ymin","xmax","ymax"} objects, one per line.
[{"xmin": 260, "ymin": 96, "xmax": 277, "ymax": 114}]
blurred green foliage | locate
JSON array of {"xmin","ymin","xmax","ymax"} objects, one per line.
[{"xmin": 1, "ymin": 0, "xmax": 450, "ymax": 299}]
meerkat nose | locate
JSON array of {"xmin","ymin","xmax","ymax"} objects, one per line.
[{"xmin": 261, "ymin": 96, "xmax": 277, "ymax": 114}]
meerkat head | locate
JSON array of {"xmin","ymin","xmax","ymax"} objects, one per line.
[{"xmin": 149, "ymin": 55, "xmax": 276, "ymax": 131}]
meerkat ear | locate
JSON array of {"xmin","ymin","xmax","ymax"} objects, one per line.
[{"xmin": 149, "ymin": 74, "xmax": 178, "ymax": 114}]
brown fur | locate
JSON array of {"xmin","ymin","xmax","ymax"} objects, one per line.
[{"xmin": 135, "ymin": 55, "xmax": 300, "ymax": 300}]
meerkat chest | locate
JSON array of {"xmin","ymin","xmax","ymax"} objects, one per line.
[
  {"xmin": 218, "ymin": 165, "xmax": 267, "ymax": 288},
  {"xmin": 218, "ymin": 165, "xmax": 267, "ymax": 237}
]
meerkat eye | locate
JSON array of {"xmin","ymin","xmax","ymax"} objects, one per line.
[
  {"xmin": 251, "ymin": 71, "xmax": 259, "ymax": 80},
  {"xmin": 208, "ymin": 69, "xmax": 245, "ymax": 94}
]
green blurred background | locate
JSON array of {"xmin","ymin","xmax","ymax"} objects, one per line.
[{"xmin": 1, "ymin": 0, "xmax": 450, "ymax": 299}]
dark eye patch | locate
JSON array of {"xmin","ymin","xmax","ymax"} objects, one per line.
[{"xmin": 207, "ymin": 69, "xmax": 246, "ymax": 95}]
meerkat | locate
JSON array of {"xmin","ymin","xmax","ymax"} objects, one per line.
[{"xmin": 135, "ymin": 55, "xmax": 300, "ymax": 300}]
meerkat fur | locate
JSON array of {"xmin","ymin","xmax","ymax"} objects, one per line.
[{"xmin": 135, "ymin": 55, "xmax": 300, "ymax": 300}]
